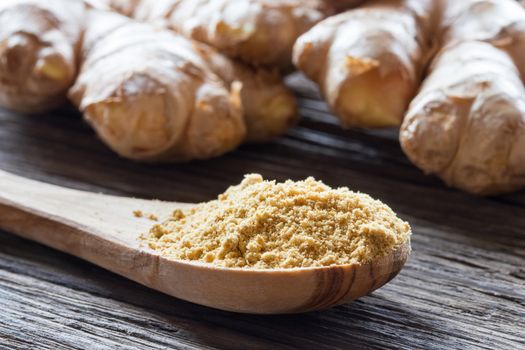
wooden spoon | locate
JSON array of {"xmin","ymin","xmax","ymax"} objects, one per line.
[{"xmin": 0, "ymin": 170, "xmax": 410, "ymax": 314}]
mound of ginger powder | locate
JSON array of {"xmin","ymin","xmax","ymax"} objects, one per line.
[{"xmin": 142, "ymin": 174, "xmax": 411, "ymax": 269}]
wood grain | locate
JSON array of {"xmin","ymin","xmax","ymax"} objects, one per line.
[{"xmin": 0, "ymin": 73, "xmax": 523, "ymax": 348}]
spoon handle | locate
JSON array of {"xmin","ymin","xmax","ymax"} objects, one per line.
[{"xmin": 0, "ymin": 170, "xmax": 181, "ymax": 278}]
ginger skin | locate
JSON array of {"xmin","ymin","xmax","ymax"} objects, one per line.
[
  {"xmin": 98, "ymin": 0, "xmax": 300, "ymax": 142},
  {"xmin": 0, "ymin": 0, "xmax": 84, "ymax": 113},
  {"xmin": 191, "ymin": 43, "xmax": 298, "ymax": 142},
  {"xmin": 400, "ymin": 0, "xmax": 525, "ymax": 195},
  {"xmin": 212, "ymin": 61, "xmax": 298, "ymax": 142},
  {"xmin": 69, "ymin": 11, "xmax": 245, "ymax": 162},
  {"xmin": 123, "ymin": 0, "xmax": 327, "ymax": 70},
  {"xmin": 293, "ymin": 0, "xmax": 440, "ymax": 128}
]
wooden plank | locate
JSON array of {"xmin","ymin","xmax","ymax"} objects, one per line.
[{"xmin": 0, "ymin": 74, "xmax": 524, "ymax": 349}]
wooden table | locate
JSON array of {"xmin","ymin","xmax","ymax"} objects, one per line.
[{"xmin": 0, "ymin": 75, "xmax": 524, "ymax": 349}]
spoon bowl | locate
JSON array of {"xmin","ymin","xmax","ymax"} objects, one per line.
[{"xmin": 0, "ymin": 170, "xmax": 410, "ymax": 314}]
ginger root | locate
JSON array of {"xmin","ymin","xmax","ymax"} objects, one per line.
[
  {"xmin": 440, "ymin": 0, "xmax": 525, "ymax": 80},
  {"xmin": 0, "ymin": 0, "xmax": 84, "ymax": 113},
  {"xmin": 97, "ymin": 0, "xmax": 299, "ymax": 142},
  {"xmin": 103, "ymin": 0, "xmax": 327, "ymax": 70},
  {"xmin": 400, "ymin": 0, "xmax": 525, "ymax": 195},
  {"xmin": 199, "ymin": 51, "xmax": 298, "ymax": 142},
  {"xmin": 69, "ymin": 11, "xmax": 245, "ymax": 161},
  {"xmin": 293, "ymin": 0, "xmax": 439, "ymax": 128}
]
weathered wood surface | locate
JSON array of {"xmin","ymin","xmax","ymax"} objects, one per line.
[{"xmin": 0, "ymin": 74, "xmax": 524, "ymax": 349}]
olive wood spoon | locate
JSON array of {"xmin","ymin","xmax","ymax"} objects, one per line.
[{"xmin": 0, "ymin": 170, "xmax": 410, "ymax": 314}]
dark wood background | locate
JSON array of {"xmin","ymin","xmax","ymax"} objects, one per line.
[{"xmin": 0, "ymin": 74, "xmax": 524, "ymax": 350}]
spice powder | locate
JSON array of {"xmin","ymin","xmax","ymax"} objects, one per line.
[{"xmin": 142, "ymin": 174, "xmax": 411, "ymax": 269}]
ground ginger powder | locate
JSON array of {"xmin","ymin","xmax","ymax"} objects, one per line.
[{"xmin": 142, "ymin": 174, "xmax": 411, "ymax": 269}]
